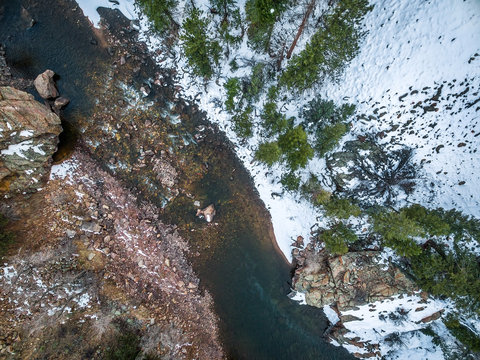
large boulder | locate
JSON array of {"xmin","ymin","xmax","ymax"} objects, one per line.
[
  {"xmin": 0, "ymin": 86, "xmax": 62, "ymax": 193},
  {"xmin": 293, "ymin": 248, "xmax": 416, "ymax": 311},
  {"xmin": 33, "ymin": 69, "xmax": 59, "ymax": 99}
]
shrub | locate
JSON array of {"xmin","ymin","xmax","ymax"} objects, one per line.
[
  {"xmin": 229, "ymin": 58, "xmax": 239, "ymax": 71},
  {"xmin": 372, "ymin": 209, "xmax": 423, "ymax": 257},
  {"xmin": 255, "ymin": 141, "xmax": 281, "ymax": 167},
  {"xmin": 277, "ymin": 125, "xmax": 314, "ymax": 170},
  {"xmin": 320, "ymin": 223, "xmax": 358, "ymax": 255},
  {"xmin": 136, "ymin": 0, "xmax": 177, "ymax": 33},
  {"xmin": 300, "ymin": 174, "xmax": 333, "ymax": 206},
  {"xmin": 280, "ymin": 171, "xmax": 300, "ymax": 191},
  {"xmin": 106, "ymin": 332, "xmax": 140, "ymax": 360},
  {"xmin": 181, "ymin": 8, "xmax": 221, "ymax": 78},
  {"xmin": 280, "ymin": 0, "xmax": 372, "ymax": 90},
  {"xmin": 323, "ymin": 197, "xmax": 361, "ymax": 219}
]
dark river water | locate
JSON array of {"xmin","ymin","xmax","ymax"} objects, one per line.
[{"xmin": 0, "ymin": 1, "xmax": 353, "ymax": 359}]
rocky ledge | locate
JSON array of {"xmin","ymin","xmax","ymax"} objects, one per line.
[
  {"xmin": 293, "ymin": 246, "xmax": 416, "ymax": 311},
  {"xmin": 0, "ymin": 86, "xmax": 62, "ymax": 193}
]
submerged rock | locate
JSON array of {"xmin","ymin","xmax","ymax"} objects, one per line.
[
  {"xmin": 293, "ymin": 248, "xmax": 416, "ymax": 311},
  {"xmin": 0, "ymin": 86, "xmax": 62, "ymax": 193},
  {"xmin": 196, "ymin": 204, "xmax": 216, "ymax": 223},
  {"xmin": 53, "ymin": 96, "xmax": 70, "ymax": 109},
  {"xmin": 33, "ymin": 69, "xmax": 59, "ymax": 99}
]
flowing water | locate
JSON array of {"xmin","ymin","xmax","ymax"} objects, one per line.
[{"xmin": 0, "ymin": 1, "xmax": 353, "ymax": 359}]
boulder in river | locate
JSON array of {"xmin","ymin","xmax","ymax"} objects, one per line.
[
  {"xmin": 33, "ymin": 69, "xmax": 59, "ymax": 99},
  {"xmin": 0, "ymin": 86, "xmax": 62, "ymax": 193},
  {"xmin": 196, "ymin": 204, "xmax": 216, "ymax": 222}
]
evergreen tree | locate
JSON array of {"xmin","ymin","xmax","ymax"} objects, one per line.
[
  {"xmin": 181, "ymin": 8, "xmax": 221, "ymax": 78},
  {"xmin": 277, "ymin": 125, "xmax": 314, "ymax": 171},
  {"xmin": 245, "ymin": 0, "xmax": 290, "ymax": 51},
  {"xmin": 231, "ymin": 106, "xmax": 253, "ymax": 138},
  {"xmin": 372, "ymin": 209, "xmax": 423, "ymax": 257},
  {"xmin": 323, "ymin": 197, "xmax": 361, "ymax": 219},
  {"xmin": 224, "ymin": 77, "xmax": 241, "ymax": 113},
  {"xmin": 320, "ymin": 223, "xmax": 358, "ymax": 255},
  {"xmin": 280, "ymin": 0, "xmax": 372, "ymax": 90},
  {"xmin": 260, "ymin": 102, "xmax": 290, "ymax": 136},
  {"xmin": 255, "ymin": 141, "xmax": 281, "ymax": 167},
  {"xmin": 136, "ymin": 0, "xmax": 177, "ymax": 32}
]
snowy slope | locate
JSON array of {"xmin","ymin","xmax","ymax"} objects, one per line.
[{"xmin": 317, "ymin": 0, "xmax": 480, "ymax": 216}]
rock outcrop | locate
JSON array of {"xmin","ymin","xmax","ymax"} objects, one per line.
[
  {"xmin": 293, "ymin": 248, "xmax": 416, "ymax": 311},
  {"xmin": 0, "ymin": 86, "xmax": 62, "ymax": 193}
]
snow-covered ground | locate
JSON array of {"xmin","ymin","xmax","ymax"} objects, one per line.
[
  {"xmin": 317, "ymin": 0, "xmax": 480, "ymax": 217},
  {"xmin": 74, "ymin": 0, "xmax": 480, "ymax": 358}
]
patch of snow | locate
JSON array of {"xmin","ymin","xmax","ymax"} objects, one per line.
[
  {"xmin": 323, "ymin": 305, "xmax": 340, "ymax": 325},
  {"xmin": 73, "ymin": 292, "xmax": 92, "ymax": 308},
  {"xmin": 1, "ymin": 140, "xmax": 45, "ymax": 157},
  {"xmin": 290, "ymin": 291, "xmax": 306, "ymax": 305},
  {"xmin": 75, "ymin": 0, "xmax": 136, "ymax": 27},
  {"xmin": 339, "ymin": 293, "xmax": 454, "ymax": 358},
  {"xmin": 316, "ymin": 0, "xmax": 480, "ymax": 217},
  {"xmin": 50, "ymin": 159, "xmax": 78, "ymax": 180},
  {"xmin": 19, "ymin": 130, "xmax": 34, "ymax": 137}
]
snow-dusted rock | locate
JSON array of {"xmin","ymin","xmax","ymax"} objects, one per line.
[{"xmin": 0, "ymin": 86, "xmax": 62, "ymax": 193}]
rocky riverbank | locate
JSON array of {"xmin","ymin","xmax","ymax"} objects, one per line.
[{"xmin": 0, "ymin": 1, "xmax": 226, "ymax": 358}]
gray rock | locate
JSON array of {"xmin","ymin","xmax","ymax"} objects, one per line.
[{"xmin": 81, "ymin": 221, "xmax": 102, "ymax": 233}]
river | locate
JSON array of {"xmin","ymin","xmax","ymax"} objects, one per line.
[{"xmin": 0, "ymin": 1, "xmax": 353, "ymax": 359}]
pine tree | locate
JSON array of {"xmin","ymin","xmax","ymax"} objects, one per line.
[
  {"xmin": 181, "ymin": 8, "xmax": 221, "ymax": 78},
  {"xmin": 255, "ymin": 141, "xmax": 281, "ymax": 166},
  {"xmin": 277, "ymin": 125, "xmax": 314, "ymax": 171},
  {"xmin": 373, "ymin": 209, "xmax": 423, "ymax": 257},
  {"xmin": 320, "ymin": 223, "xmax": 358, "ymax": 255}
]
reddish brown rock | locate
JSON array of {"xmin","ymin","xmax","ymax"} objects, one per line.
[
  {"xmin": 33, "ymin": 69, "xmax": 59, "ymax": 99},
  {"xmin": 419, "ymin": 309, "xmax": 444, "ymax": 323}
]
